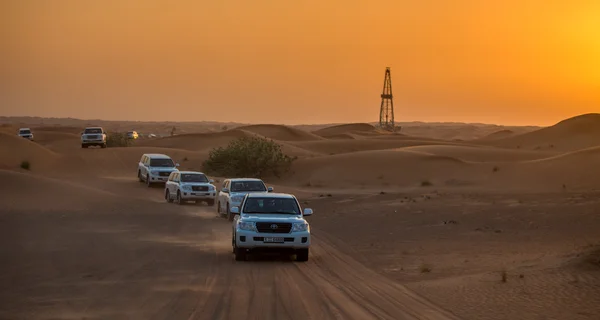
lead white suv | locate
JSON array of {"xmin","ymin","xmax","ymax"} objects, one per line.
[
  {"xmin": 137, "ymin": 153, "xmax": 179, "ymax": 186},
  {"xmin": 165, "ymin": 171, "xmax": 216, "ymax": 205},
  {"xmin": 81, "ymin": 127, "xmax": 107, "ymax": 148},
  {"xmin": 217, "ymin": 178, "xmax": 273, "ymax": 221},
  {"xmin": 231, "ymin": 192, "xmax": 313, "ymax": 262}
]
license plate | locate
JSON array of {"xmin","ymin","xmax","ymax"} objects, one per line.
[{"xmin": 264, "ymin": 237, "xmax": 284, "ymax": 243}]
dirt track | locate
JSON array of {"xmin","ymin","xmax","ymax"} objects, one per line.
[{"xmin": 0, "ymin": 173, "xmax": 459, "ymax": 320}]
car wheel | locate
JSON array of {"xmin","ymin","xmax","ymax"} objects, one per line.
[
  {"xmin": 234, "ymin": 247, "xmax": 246, "ymax": 261},
  {"xmin": 146, "ymin": 175, "xmax": 151, "ymax": 187},
  {"xmin": 138, "ymin": 170, "xmax": 143, "ymax": 182},
  {"xmin": 227, "ymin": 204, "xmax": 233, "ymax": 221},
  {"xmin": 165, "ymin": 190, "xmax": 173, "ymax": 203},
  {"xmin": 176, "ymin": 191, "xmax": 183, "ymax": 205},
  {"xmin": 296, "ymin": 249, "xmax": 309, "ymax": 262},
  {"xmin": 101, "ymin": 143, "xmax": 107, "ymax": 148}
]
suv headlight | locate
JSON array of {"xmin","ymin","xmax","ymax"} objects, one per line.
[
  {"xmin": 238, "ymin": 221, "xmax": 257, "ymax": 232},
  {"xmin": 231, "ymin": 195, "xmax": 244, "ymax": 202},
  {"xmin": 181, "ymin": 185, "xmax": 192, "ymax": 191},
  {"xmin": 151, "ymin": 171, "xmax": 159, "ymax": 176},
  {"xmin": 292, "ymin": 222, "xmax": 309, "ymax": 232}
]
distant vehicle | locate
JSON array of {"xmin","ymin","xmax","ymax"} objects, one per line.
[
  {"xmin": 17, "ymin": 128, "xmax": 34, "ymax": 141},
  {"xmin": 217, "ymin": 178, "xmax": 273, "ymax": 221},
  {"xmin": 81, "ymin": 127, "xmax": 107, "ymax": 148},
  {"xmin": 165, "ymin": 171, "xmax": 216, "ymax": 205},
  {"xmin": 137, "ymin": 153, "xmax": 179, "ymax": 187},
  {"xmin": 231, "ymin": 192, "xmax": 313, "ymax": 262},
  {"xmin": 126, "ymin": 131, "xmax": 139, "ymax": 139}
]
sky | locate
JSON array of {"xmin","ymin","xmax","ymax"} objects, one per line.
[{"xmin": 1, "ymin": 0, "xmax": 599, "ymax": 126}]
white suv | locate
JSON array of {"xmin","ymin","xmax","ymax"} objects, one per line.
[
  {"xmin": 231, "ymin": 192, "xmax": 313, "ymax": 262},
  {"xmin": 165, "ymin": 171, "xmax": 216, "ymax": 205},
  {"xmin": 18, "ymin": 128, "xmax": 34, "ymax": 141},
  {"xmin": 81, "ymin": 127, "xmax": 107, "ymax": 148},
  {"xmin": 217, "ymin": 178, "xmax": 273, "ymax": 221},
  {"xmin": 137, "ymin": 153, "xmax": 179, "ymax": 186}
]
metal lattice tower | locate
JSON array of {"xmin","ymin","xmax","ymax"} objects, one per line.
[{"xmin": 378, "ymin": 67, "xmax": 396, "ymax": 131}]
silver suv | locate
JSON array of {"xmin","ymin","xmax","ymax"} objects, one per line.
[
  {"xmin": 81, "ymin": 127, "xmax": 107, "ymax": 148},
  {"xmin": 231, "ymin": 192, "xmax": 313, "ymax": 262},
  {"xmin": 137, "ymin": 153, "xmax": 179, "ymax": 187},
  {"xmin": 165, "ymin": 171, "xmax": 216, "ymax": 205},
  {"xmin": 217, "ymin": 178, "xmax": 273, "ymax": 221}
]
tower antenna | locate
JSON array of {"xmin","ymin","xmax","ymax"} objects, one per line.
[{"xmin": 378, "ymin": 67, "xmax": 398, "ymax": 131}]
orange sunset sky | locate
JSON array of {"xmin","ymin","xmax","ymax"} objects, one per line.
[{"xmin": 1, "ymin": 0, "xmax": 599, "ymax": 126}]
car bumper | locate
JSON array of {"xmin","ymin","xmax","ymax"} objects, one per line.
[
  {"xmin": 148, "ymin": 175, "xmax": 170, "ymax": 183},
  {"xmin": 181, "ymin": 191, "xmax": 216, "ymax": 200},
  {"xmin": 235, "ymin": 230, "xmax": 311, "ymax": 249},
  {"xmin": 82, "ymin": 140, "xmax": 105, "ymax": 144}
]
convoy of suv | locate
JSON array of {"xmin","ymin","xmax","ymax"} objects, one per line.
[{"xmin": 133, "ymin": 153, "xmax": 313, "ymax": 262}]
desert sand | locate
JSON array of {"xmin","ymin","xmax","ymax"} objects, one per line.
[{"xmin": 1, "ymin": 114, "xmax": 599, "ymax": 319}]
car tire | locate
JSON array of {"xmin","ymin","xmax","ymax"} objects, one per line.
[
  {"xmin": 227, "ymin": 204, "xmax": 233, "ymax": 221},
  {"xmin": 138, "ymin": 170, "xmax": 143, "ymax": 182},
  {"xmin": 146, "ymin": 175, "xmax": 151, "ymax": 188},
  {"xmin": 165, "ymin": 190, "xmax": 173, "ymax": 203},
  {"xmin": 234, "ymin": 247, "xmax": 246, "ymax": 261},
  {"xmin": 176, "ymin": 191, "xmax": 183, "ymax": 205},
  {"xmin": 296, "ymin": 249, "xmax": 309, "ymax": 262},
  {"xmin": 101, "ymin": 143, "xmax": 107, "ymax": 148}
]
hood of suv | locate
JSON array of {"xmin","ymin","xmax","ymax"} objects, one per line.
[
  {"xmin": 241, "ymin": 214, "xmax": 305, "ymax": 223},
  {"xmin": 149, "ymin": 166, "xmax": 177, "ymax": 172},
  {"xmin": 181, "ymin": 182, "xmax": 215, "ymax": 188}
]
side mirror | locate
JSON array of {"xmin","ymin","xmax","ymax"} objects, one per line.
[
  {"xmin": 303, "ymin": 208, "xmax": 313, "ymax": 216},
  {"xmin": 230, "ymin": 206, "xmax": 240, "ymax": 215},
  {"xmin": 267, "ymin": 187, "xmax": 274, "ymax": 192},
  {"xmin": 175, "ymin": 163, "xmax": 180, "ymax": 167},
  {"xmin": 221, "ymin": 187, "xmax": 229, "ymax": 193},
  {"xmin": 209, "ymin": 179, "xmax": 214, "ymax": 183}
]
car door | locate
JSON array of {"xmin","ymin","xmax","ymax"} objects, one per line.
[
  {"xmin": 142, "ymin": 156, "xmax": 151, "ymax": 178},
  {"xmin": 166, "ymin": 172, "xmax": 175, "ymax": 196},
  {"xmin": 173, "ymin": 173, "xmax": 180, "ymax": 195},
  {"xmin": 219, "ymin": 180, "xmax": 229, "ymax": 211},
  {"xmin": 138, "ymin": 155, "xmax": 146, "ymax": 176}
]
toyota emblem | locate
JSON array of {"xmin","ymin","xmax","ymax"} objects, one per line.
[{"xmin": 270, "ymin": 224, "xmax": 278, "ymax": 229}]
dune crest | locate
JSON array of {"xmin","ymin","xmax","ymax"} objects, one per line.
[{"xmin": 237, "ymin": 124, "xmax": 323, "ymax": 141}]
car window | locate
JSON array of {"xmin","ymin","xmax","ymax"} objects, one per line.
[
  {"xmin": 149, "ymin": 158, "xmax": 174, "ymax": 167},
  {"xmin": 180, "ymin": 173, "xmax": 208, "ymax": 183},
  {"xmin": 230, "ymin": 181, "xmax": 267, "ymax": 192},
  {"xmin": 19, "ymin": 129, "xmax": 31, "ymax": 134},
  {"xmin": 84, "ymin": 128, "xmax": 102, "ymax": 134},
  {"xmin": 242, "ymin": 197, "xmax": 300, "ymax": 215}
]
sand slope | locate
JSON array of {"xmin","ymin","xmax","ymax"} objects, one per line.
[
  {"xmin": 289, "ymin": 139, "xmax": 467, "ymax": 155},
  {"xmin": 0, "ymin": 132, "xmax": 59, "ymax": 171},
  {"xmin": 237, "ymin": 124, "xmax": 323, "ymax": 141},
  {"xmin": 489, "ymin": 113, "xmax": 600, "ymax": 152},
  {"xmin": 313, "ymin": 123, "xmax": 378, "ymax": 137}
]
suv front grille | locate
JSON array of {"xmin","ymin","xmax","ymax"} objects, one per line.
[
  {"xmin": 192, "ymin": 186, "xmax": 209, "ymax": 192},
  {"xmin": 255, "ymin": 222, "xmax": 292, "ymax": 234},
  {"xmin": 159, "ymin": 172, "xmax": 171, "ymax": 177}
]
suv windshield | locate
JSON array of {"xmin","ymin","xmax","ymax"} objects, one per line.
[
  {"xmin": 84, "ymin": 128, "xmax": 102, "ymax": 134},
  {"xmin": 181, "ymin": 173, "xmax": 208, "ymax": 183},
  {"xmin": 230, "ymin": 181, "xmax": 266, "ymax": 192},
  {"xmin": 19, "ymin": 130, "xmax": 31, "ymax": 134},
  {"xmin": 149, "ymin": 158, "xmax": 174, "ymax": 167},
  {"xmin": 242, "ymin": 197, "xmax": 300, "ymax": 215}
]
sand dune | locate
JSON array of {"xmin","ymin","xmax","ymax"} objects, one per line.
[
  {"xmin": 312, "ymin": 123, "xmax": 378, "ymax": 137},
  {"xmin": 401, "ymin": 145, "xmax": 552, "ymax": 162},
  {"xmin": 237, "ymin": 124, "xmax": 323, "ymax": 141},
  {"xmin": 476, "ymin": 129, "xmax": 516, "ymax": 141},
  {"xmin": 135, "ymin": 129, "xmax": 252, "ymax": 150},
  {"xmin": 287, "ymin": 149, "xmax": 480, "ymax": 189},
  {"xmin": 488, "ymin": 113, "xmax": 600, "ymax": 152},
  {"xmin": 0, "ymin": 132, "xmax": 59, "ymax": 171},
  {"xmin": 289, "ymin": 139, "xmax": 467, "ymax": 155}
]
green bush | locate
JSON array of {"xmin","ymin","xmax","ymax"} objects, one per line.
[
  {"xmin": 106, "ymin": 132, "xmax": 132, "ymax": 147},
  {"xmin": 202, "ymin": 136, "xmax": 296, "ymax": 178},
  {"xmin": 20, "ymin": 161, "xmax": 30, "ymax": 170}
]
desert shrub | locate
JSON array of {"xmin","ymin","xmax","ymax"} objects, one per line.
[
  {"xmin": 421, "ymin": 180, "xmax": 433, "ymax": 187},
  {"xmin": 106, "ymin": 132, "xmax": 132, "ymax": 147},
  {"xmin": 20, "ymin": 161, "xmax": 30, "ymax": 170},
  {"xmin": 202, "ymin": 136, "xmax": 296, "ymax": 178}
]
